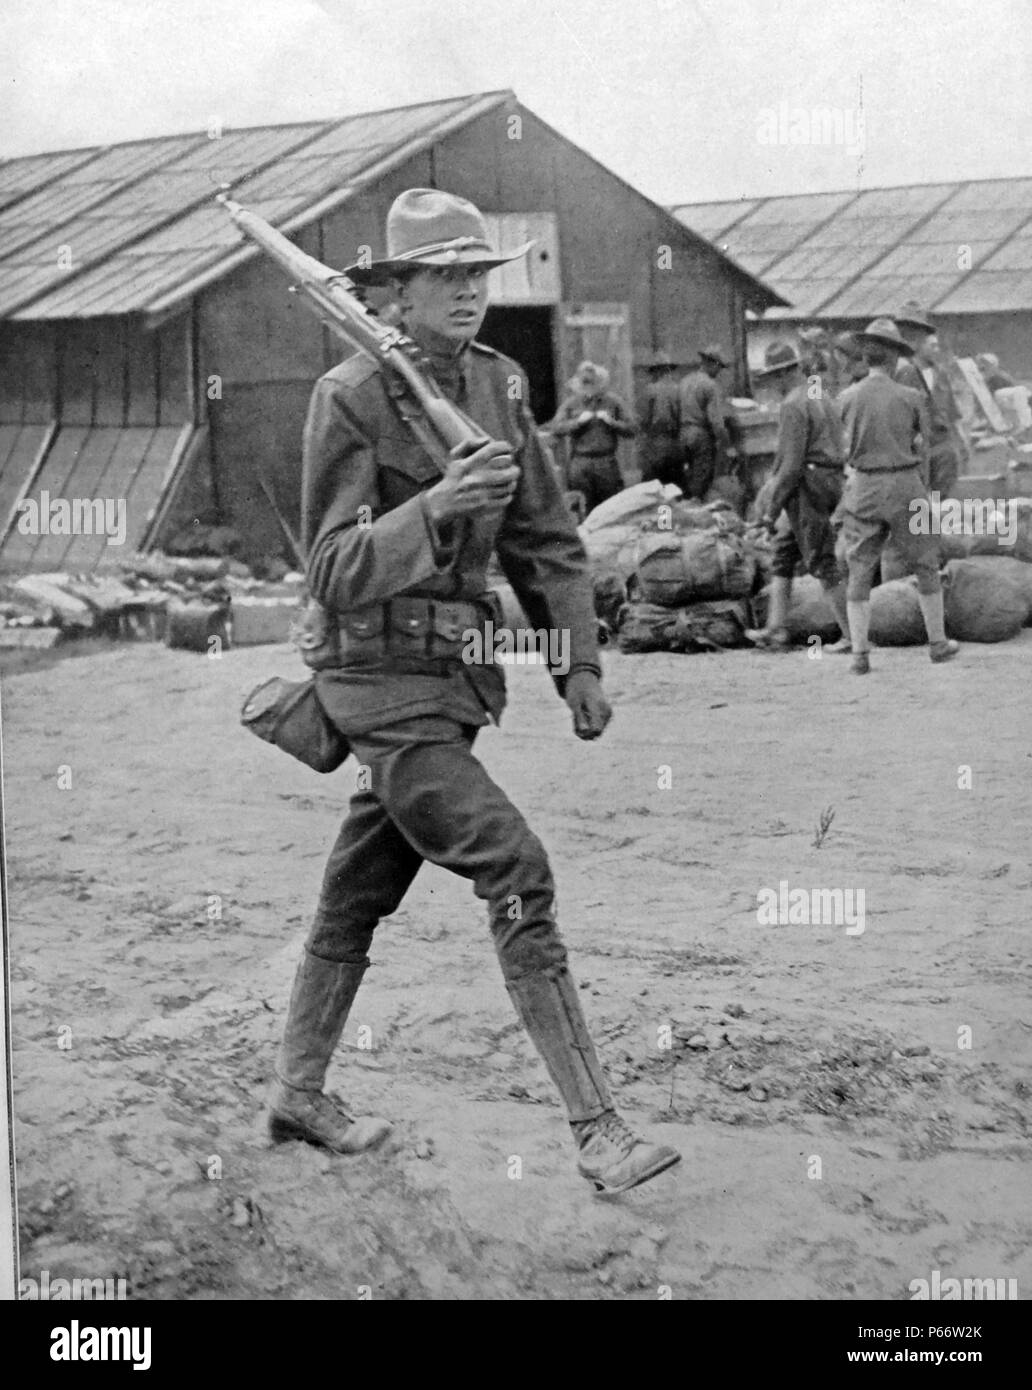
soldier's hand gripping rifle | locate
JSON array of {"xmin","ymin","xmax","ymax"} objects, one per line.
[{"xmin": 218, "ymin": 197, "xmax": 510, "ymax": 664}]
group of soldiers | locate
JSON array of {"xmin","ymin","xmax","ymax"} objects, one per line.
[
  {"xmin": 547, "ymin": 343, "xmax": 746, "ymax": 515},
  {"xmin": 547, "ymin": 306, "xmax": 971, "ymax": 677},
  {"xmin": 746, "ymin": 302, "xmax": 966, "ymax": 673}
]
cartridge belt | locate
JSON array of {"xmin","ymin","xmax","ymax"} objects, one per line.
[
  {"xmin": 336, "ymin": 592, "xmax": 503, "ymax": 672},
  {"xmin": 852, "ymin": 464, "xmax": 920, "ymax": 475}
]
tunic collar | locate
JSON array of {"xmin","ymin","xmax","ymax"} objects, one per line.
[{"xmin": 405, "ymin": 323, "xmax": 471, "ymax": 398}]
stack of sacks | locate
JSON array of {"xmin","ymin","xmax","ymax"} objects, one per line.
[{"xmin": 579, "ymin": 482, "xmax": 764, "ymax": 655}]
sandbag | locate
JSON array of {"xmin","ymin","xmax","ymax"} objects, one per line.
[
  {"xmin": 943, "ymin": 557, "xmax": 1029, "ymax": 642},
  {"xmin": 869, "ymin": 577, "xmax": 926, "ymax": 646},
  {"xmin": 617, "ymin": 600, "xmax": 750, "ymax": 653},
  {"xmin": 779, "ymin": 575, "xmax": 840, "ymax": 643},
  {"xmin": 634, "ymin": 531, "xmax": 756, "ymax": 605}
]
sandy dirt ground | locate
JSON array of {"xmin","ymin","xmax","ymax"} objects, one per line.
[{"xmin": 4, "ymin": 631, "xmax": 1031, "ymax": 1301}]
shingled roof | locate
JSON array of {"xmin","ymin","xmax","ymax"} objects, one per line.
[
  {"xmin": 0, "ymin": 91, "xmax": 780, "ymax": 323},
  {"xmin": 672, "ymin": 177, "xmax": 1032, "ymax": 317}
]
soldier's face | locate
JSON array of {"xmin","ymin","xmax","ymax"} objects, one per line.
[
  {"xmin": 400, "ymin": 264, "xmax": 489, "ymax": 343},
  {"xmin": 917, "ymin": 334, "xmax": 940, "ymax": 366}
]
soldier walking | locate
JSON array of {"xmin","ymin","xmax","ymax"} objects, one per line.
[
  {"xmin": 267, "ymin": 188, "xmax": 680, "ymax": 1195},
  {"xmin": 745, "ymin": 341, "xmax": 851, "ymax": 652},
  {"xmin": 837, "ymin": 318, "xmax": 959, "ymax": 675}
]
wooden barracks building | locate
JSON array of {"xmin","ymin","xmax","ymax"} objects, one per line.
[{"xmin": 0, "ymin": 90, "xmax": 781, "ymax": 570}]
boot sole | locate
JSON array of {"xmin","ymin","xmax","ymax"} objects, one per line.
[
  {"xmin": 586, "ymin": 1149, "xmax": 682, "ymax": 1198},
  {"xmin": 267, "ymin": 1111, "xmax": 392, "ymax": 1155}
]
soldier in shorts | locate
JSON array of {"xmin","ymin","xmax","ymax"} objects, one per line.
[
  {"xmin": 837, "ymin": 319, "xmax": 960, "ymax": 675},
  {"xmin": 745, "ymin": 341, "xmax": 851, "ymax": 652}
]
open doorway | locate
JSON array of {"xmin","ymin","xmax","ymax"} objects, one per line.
[{"xmin": 478, "ymin": 305, "xmax": 557, "ymax": 424}]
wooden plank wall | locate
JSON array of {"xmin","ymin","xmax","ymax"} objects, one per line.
[
  {"xmin": 0, "ymin": 313, "xmax": 195, "ymax": 427},
  {"xmin": 0, "ymin": 324, "xmax": 57, "ymax": 424}
]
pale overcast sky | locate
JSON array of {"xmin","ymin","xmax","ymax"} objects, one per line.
[{"xmin": 2, "ymin": 0, "xmax": 1029, "ymax": 203}]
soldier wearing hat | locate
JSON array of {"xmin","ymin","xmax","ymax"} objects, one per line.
[
  {"xmin": 832, "ymin": 331, "xmax": 868, "ymax": 392},
  {"xmin": 745, "ymin": 341, "xmax": 851, "ymax": 652},
  {"xmin": 798, "ymin": 325, "xmax": 839, "ymax": 396},
  {"xmin": 268, "ymin": 188, "xmax": 680, "ymax": 1196},
  {"xmin": 836, "ymin": 318, "xmax": 959, "ymax": 674},
  {"xmin": 640, "ymin": 349, "xmax": 685, "ymax": 487},
  {"xmin": 677, "ymin": 344, "xmax": 734, "ymax": 500},
  {"xmin": 894, "ymin": 302, "xmax": 965, "ymax": 501},
  {"xmin": 548, "ymin": 360, "xmax": 636, "ymax": 515}
]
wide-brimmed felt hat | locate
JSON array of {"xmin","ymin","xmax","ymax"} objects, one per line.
[
  {"xmin": 699, "ymin": 343, "xmax": 730, "ymax": 368},
  {"xmin": 752, "ymin": 340, "xmax": 803, "ymax": 377},
  {"xmin": 343, "ymin": 188, "xmax": 534, "ymax": 285},
  {"xmin": 858, "ymin": 318, "xmax": 915, "ymax": 355},
  {"xmin": 895, "ymin": 301, "xmax": 935, "ymax": 334}
]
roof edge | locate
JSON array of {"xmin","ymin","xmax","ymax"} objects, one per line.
[
  {"xmin": 142, "ymin": 90, "xmax": 515, "ymax": 323},
  {"xmin": 516, "ymin": 106, "xmax": 785, "ymax": 308}
]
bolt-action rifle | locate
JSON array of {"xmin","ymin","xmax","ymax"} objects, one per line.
[{"xmin": 217, "ymin": 196, "xmax": 492, "ymax": 665}]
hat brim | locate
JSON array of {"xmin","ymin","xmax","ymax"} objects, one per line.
[
  {"xmin": 858, "ymin": 332, "xmax": 915, "ymax": 355},
  {"xmin": 753, "ymin": 357, "xmax": 802, "ymax": 378},
  {"xmin": 895, "ymin": 315, "xmax": 934, "ymax": 334},
  {"xmin": 699, "ymin": 353, "xmax": 730, "ymax": 368},
  {"xmin": 344, "ymin": 240, "xmax": 535, "ymax": 286}
]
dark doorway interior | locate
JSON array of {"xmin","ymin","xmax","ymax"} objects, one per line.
[{"xmin": 478, "ymin": 306, "xmax": 557, "ymax": 424}]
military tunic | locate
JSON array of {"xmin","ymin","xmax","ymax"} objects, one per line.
[
  {"xmin": 766, "ymin": 383, "xmax": 844, "ymax": 585},
  {"xmin": 837, "ymin": 373, "xmax": 940, "ymax": 601},
  {"xmin": 640, "ymin": 376, "xmax": 683, "ymax": 487},
  {"xmin": 300, "ymin": 330, "xmax": 600, "ymax": 979},
  {"xmin": 548, "ymin": 389, "xmax": 635, "ymax": 514},
  {"xmin": 677, "ymin": 369, "xmax": 729, "ymax": 499},
  {"xmin": 896, "ymin": 357, "xmax": 963, "ymax": 499}
]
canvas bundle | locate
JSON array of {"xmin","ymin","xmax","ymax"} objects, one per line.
[
  {"xmin": 634, "ymin": 531, "xmax": 756, "ymax": 606},
  {"xmin": 617, "ymin": 599, "xmax": 750, "ymax": 653}
]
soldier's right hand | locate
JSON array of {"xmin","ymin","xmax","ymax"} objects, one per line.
[{"xmin": 425, "ymin": 439, "xmax": 521, "ymax": 521}]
